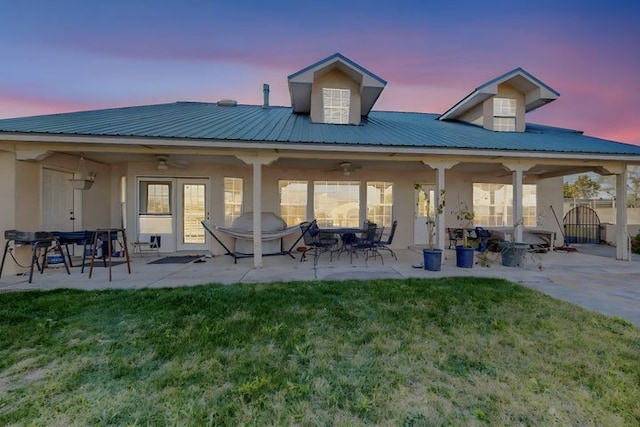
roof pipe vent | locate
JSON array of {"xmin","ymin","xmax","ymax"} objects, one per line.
[
  {"xmin": 262, "ymin": 83, "xmax": 270, "ymax": 109},
  {"xmin": 217, "ymin": 99, "xmax": 237, "ymax": 107}
]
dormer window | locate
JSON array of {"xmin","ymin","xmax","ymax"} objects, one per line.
[
  {"xmin": 493, "ymin": 98, "xmax": 516, "ymax": 132},
  {"xmin": 323, "ymin": 88, "xmax": 350, "ymax": 124}
]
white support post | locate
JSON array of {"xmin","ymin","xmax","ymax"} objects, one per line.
[
  {"xmin": 423, "ymin": 160, "xmax": 457, "ymax": 250},
  {"xmin": 616, "ymin": 169, "xmax": 629, "ymax": 261},
  {"xmin": 252, "ymin": 162, "xmax": 263, "ymax": 266},
  {"xmin": 435, "ymin": 167, "xmax": 446, "ymax": 251},
  {"xmin": 512, "ymin": 168, "xmax": 524, "ymax": 242},
  {"xmin": 503, "ymin": 162, "xmax": 535, "ymax": 243},
  {"xmin": 236, "ymin": 153, "xmax": 278, "ymax": 268}
]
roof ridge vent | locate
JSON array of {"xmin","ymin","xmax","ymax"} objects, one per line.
[{"xmin": 217, "ymin": 99, "xmax": 238, "ymax": 107}]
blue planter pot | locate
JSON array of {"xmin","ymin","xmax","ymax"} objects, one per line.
[
  {"xmin": 455, "ymin": 246, "xmax": 474, "ymax": 268},
  {"xmin": 423, "ymin": 249, "xmax": 442, "ymax": 271},
  {"xmin": 501, "ymin": 243, "xmax": 529, "ymax": 267}
]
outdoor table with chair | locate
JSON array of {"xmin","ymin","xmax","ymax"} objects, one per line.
[{"xmin": 298, "ymin": 220, "xmax": 389, "ymax": 266}]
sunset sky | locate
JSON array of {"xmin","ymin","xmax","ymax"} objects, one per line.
[{"xmin": 1, "ymin": 0, "xmax": 638, "ymax": 145}]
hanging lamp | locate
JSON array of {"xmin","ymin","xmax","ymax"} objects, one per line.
[{"xmin": 69, "ymin": 155, "xmax": 96, "ymax": 190}]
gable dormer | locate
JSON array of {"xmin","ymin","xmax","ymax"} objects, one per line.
[
  {"xmin": 438, "ymin": 67, "xmax": 559, "ymax": 132},
  {"xmin": 288, "ymin": 53, "xmax": 387, "ymax": 125}
]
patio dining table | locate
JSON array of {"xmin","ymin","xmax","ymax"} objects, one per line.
[
  {"xmin": 318, "ymin": 227, "xmax": 363, "ymax": 236},
  {"xmin": 318, "ymin": 226, "xmax": 368, "ymax": 260}
]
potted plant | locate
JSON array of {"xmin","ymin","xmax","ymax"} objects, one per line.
[
  {"xmin": 453, "ymin": 202, "xmax": 475, "ymax": 268},
  {"xmin": 416, "ymin": 187, "xmax": 445, "ymax": 271},
  {"xmin": 500, "ymin": 219, "xmax": 531, "ymax": 267}
]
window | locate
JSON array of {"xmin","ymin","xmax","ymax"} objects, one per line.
[
  {"xmin": 323, "ymin": 88, "xmax": 350, "ymax": 124},
  {"xmin": 139, "ymin": 182, "xmax": 171, "ymax": 214},
  {"xmin": 138, "ymin": 180, "xmax": 172, "ymax": 234},
  {"xmin": 314, "ymin": 181, "xmax": 360, "ymax": 227},
  {"xmin": 224, "ymin": 177, "xmax": 243, "ymax": 227},
  {"xmin": 367, "ymin": 182, "xmax": 393, "ymax": 227},
  {"xmin": 279, "ymin": 180, "xmax": 308, "ymax": 226},
  {"xmin": 473, "ymin": 183, "xmax": 537, "ymax": 227},
  {"xmin": 493, "ymin": 98, "xmax": 516, "ymax": 132}
]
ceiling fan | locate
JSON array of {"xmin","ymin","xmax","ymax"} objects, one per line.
[
  {"xmin": 326, "ymin": 162, "xmax": 362, "ymax": 176},
  {"xmin": 156, "ymin": 155, "xmax": 187, "ymax": 170}
]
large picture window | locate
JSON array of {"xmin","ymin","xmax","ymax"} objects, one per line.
[
  {"xmin": 279, "ymin": 180, "xmax": 308, "ymax": 226},
  {"xmin": 323, "ymin": 88, "xmax": 350, "ymax": 124},
  {"xmin": 367, "ymin": 182, "xmax": 393, "ymax": 227},
  {"xmin": 224, "ymin": 177, "xmax": 243, "ymax": 227},
  {"xmin": 473, "ymin": 183, "xmax": 537, "ymax": 227},
  {"xmin": 314, "ymin": 181, "xmax": 360, "ymax": 227}
]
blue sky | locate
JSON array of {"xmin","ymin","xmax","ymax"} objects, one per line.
[{"xmin": 1, "ymin": 0, "xmax": 638, "ymax": 145}]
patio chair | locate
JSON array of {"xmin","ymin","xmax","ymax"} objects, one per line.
[
  {"xmin": 132, "ymin": 234, "xmax": 161, "ymax": 256},
  {"xmin": 475, "ymin": 227, "xmax": 492, "ymax": 252},
  {"xmin": 299, "ymin": 220, "xmax": 339, "ymax": 266},
  {"xmin": 376, "ymin": 220, "xmax": 398, "ymax": 260},
  {"xmin": 448, "ymin": 228, "xmax": 464, "ymax": 249},
  {"xmin": 349, "ymin": 222, "xmax": 384, "ymax": 265}
]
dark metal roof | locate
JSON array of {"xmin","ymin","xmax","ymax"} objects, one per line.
[{"xmin": 1, "ymin": 101, "xmax": 639, "ymax": 156}]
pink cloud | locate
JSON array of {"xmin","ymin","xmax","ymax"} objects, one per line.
[{"xmin": 0, "ymin": 94, "xmax": 92, "ymax": 119}]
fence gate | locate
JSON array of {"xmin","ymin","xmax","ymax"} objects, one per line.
[{"xmin": 563, "ymin": 206, "xmax": 601, "ymax": 244}]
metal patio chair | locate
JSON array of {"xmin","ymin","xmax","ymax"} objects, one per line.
[
  {"xmin": 376, "ymin": 220, "xmax": 398, "ymax": 260},
  {"xmin": 299, "ymin": 220, "xmax": 339, "ymax": 266}
]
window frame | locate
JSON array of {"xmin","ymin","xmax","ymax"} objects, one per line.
[
  {"xmin": 139, "ymin": 181, "xmax": 172, "ymax": 215},
  {"xmin": 224, "ymin": 177, "xmax": 243, "ymax": 227},
  {"xmin": 366, "ymin": 181, "xmax": 393, "ymax": 228},
  {"xmin": 313, "ymin": 180, "xmax": 360, "ymax": 227},
  {"xmin": 493, "ymin": 97, "xmax": 517, "ymax": 132},
  {"xmin": 473, "ymin": 183, "xmax": 537, "ymax": 227},
  {"xmin": 278, "ymin": 180, "xmax": 308, "ymax": 227},
  {"xmin": 322, "ymin": 88, "xmax": 351, "ymax": 124}
]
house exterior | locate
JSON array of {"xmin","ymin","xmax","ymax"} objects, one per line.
[{"xmin": 1, "ymin": 52, "xmax": 639, "ymax": 274}]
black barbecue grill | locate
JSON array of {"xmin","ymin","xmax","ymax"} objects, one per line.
[{"xmin": 0, "ymin": 230, "xmax": 71, "ymax": 283}]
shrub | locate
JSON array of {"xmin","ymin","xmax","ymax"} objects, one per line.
[{"xmin": 631, "ymin": 232, "xmax": 640, "ymax": 254}]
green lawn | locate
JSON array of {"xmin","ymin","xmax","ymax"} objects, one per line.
[{"xmin": 1, "ymin": 278, "xmax": 638, "ymax": 426}]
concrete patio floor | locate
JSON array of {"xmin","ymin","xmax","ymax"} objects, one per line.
[{"xmin": 1, "ymin": 244, "xmax": 639, "ymax": 327}]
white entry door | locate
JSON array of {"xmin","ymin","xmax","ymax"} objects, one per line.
[
  {"xmin": 176, "ymin": 178, "xmax": 210, "ymax": 251},
  {"xmin": 42, "ymin": 168, "xmax": 77, "ymax": 231},
  {"xmin": 414, "ymin": 183, "xmax": 435, "ymax": 246}
]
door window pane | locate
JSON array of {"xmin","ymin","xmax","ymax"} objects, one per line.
[{"xmin": 182, "ymin": 184, "xmax": 205, "ymax": 244}]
